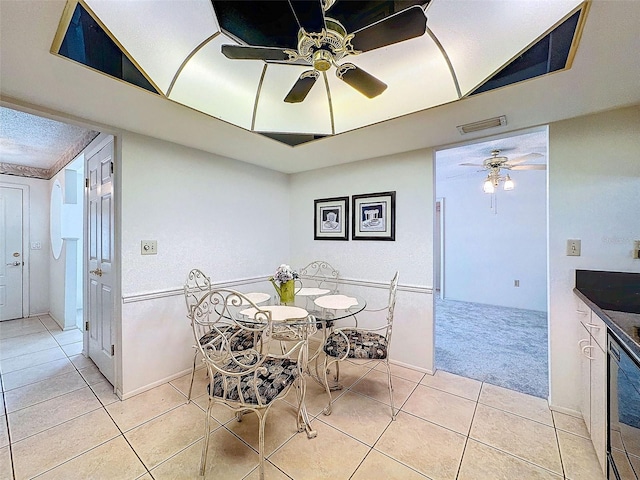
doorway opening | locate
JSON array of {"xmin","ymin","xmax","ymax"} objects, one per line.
[
  {"xmin": 433, "ymin": 128, "xmax": 549, "ymax": 398},
  {"xmin": 63, "ymin": 154, "xmax": 85, "ymax": 331}
]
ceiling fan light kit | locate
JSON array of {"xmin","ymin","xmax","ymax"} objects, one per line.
[
  {"xmin": 216, "ymin": 2, "xmax": 428, "ymax": 103},
  {"xmin": 503, "ymin": 175, "xmax": 515, "ymax": 191},
  {"xmin": 461, "ymin": 149, "xmax": 545, "ymax": 194}
]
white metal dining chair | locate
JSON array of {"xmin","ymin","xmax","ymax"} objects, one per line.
[
  {"xmin": 297, "ymin": 260, "xmax": 340, "ymax": 294},
  {"xmin": 184, "ymin": 269, "xmax": 264, "ymax": 402},
  {"xmin": 297, "ymin": 260, "xmax": 340, "ymax": 329},
  {"xmin": 321, "ymin": 271, "xmax": 400, "ymax": 419},
  {"xmin": 184, "ymin": 268, "xmax": 212, "ymax": 402},
  {"xmin": 191, "ymin": 289, "xmax": 306, "ymax": 480}
]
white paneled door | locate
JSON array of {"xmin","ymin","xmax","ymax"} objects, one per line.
[
  {"xmin": 0, "ymin": 186, "xmax": 24, "ymax": 321},
  {"xmin": 87, "ymin": 139, "xmax": 115, "ymax": 384}
]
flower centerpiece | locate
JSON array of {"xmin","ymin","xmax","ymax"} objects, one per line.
[{"xmin": 269, "ymin": 264, "xmax": 299, "ymax": 305}]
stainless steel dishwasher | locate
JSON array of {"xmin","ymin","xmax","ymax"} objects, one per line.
[{"xmin": 608, "ymin": 335, "xmax": 640, "ymax": 479}]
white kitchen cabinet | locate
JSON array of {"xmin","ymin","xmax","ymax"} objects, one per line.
[{"xmin": 576, "ymin": 295, "xmax": 607, "ymax": 473}]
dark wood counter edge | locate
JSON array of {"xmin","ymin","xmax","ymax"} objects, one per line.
[{"xmin": 574, "ymin": 287, "xmax": 640, "ymax": 364}]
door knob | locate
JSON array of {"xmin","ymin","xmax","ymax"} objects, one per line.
[
  {"xmin": 89, "ymin": 268, "xmax": 103, "ymax": 277},
  {"xmin": 6, "ymin": 261, "xmax": 21, "ymax": 266}
]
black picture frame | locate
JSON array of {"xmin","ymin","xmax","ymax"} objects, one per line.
[
  {"xmin": 352, "ymin": 191, "xmax": 396, "ymax": 241},
  {"xmin": 314, "ymin": 196, "xmax": 349, "ymax": 240}
]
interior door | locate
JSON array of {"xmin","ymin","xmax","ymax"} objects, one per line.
[
  {"xmin": 87, "ymin": 139, "xmax": 115, "ymax": 384},
  {"xmin": 0, "ymin": 186, "xmax": 24, "ymax": 321}
]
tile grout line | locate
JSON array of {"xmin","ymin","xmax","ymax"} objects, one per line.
[
  {"xmin": 1, "ymin": 387, "xmax": 16, "ymax": 480},
  {"xmin": 466, "ymin": 436, "xmax": 568, "ymax": 478},
  {"xmin": 6, "ymin": 318, "xmax": 155, "ymax": 479},
  {"xmin": 550, "ymin": 409, "xmax": 568, "ymax": 479},
  {"xmin": 0, "ymin": 317, "xmax": 53, "ymax": 480},
  {"xmin": 454, "ymin": 385, "xmax": 482, "ymax": 480}
]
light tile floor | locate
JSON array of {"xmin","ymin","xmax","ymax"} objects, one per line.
[{"xmin": 0, "ymin": 315, "xmax": 605, "ymax": 480}]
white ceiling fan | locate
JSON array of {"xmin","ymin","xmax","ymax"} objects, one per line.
[
  {"xmin": 459, "ymin": 149, "xmax": 546, "ymax": 171},
  {"xmin": 459, "ymin": 149, "xmax": 545, "ymax": 193}
]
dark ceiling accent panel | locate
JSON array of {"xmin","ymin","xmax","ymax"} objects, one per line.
[
  {"xmin": 471, "ymin": 9, "xmax": 581, "ymax": 96},
  {"xmin": 58, "ymin": 3, "xmax": 158, "ymax": 93},
  {"xmin": 212, "ymin": 0, "xmax": 300, "ymax": 48},
  {"xmin": 288, "ymin": 0, "xmax": 326, "ymax": 33},
  {"xmin": 258, "ymin": 131, "xmax": 327, "ymax": 146},
  {"xmin": 212, "ymin": 0, "xmax": 429, "ymax": 48}
]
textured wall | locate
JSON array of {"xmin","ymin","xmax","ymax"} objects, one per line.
[
  {"xmin": 118, "ymin": 132, "xmax": 291, "ymax": 394},
  {"xmin": 289, "ymin": 149, "xmax": 434, "ymax": 372},
  {"xmin": 436, "ymin": 159, "xmax": 547, "ymax": 311},
  {"xmin": 548, "ymin": 105, "xmax": 640, "ymax": 412}
]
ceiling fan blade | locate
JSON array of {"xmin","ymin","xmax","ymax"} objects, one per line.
[
  {"xmin": 507, "ymin": 153, "xmax": 544, "ymax": 165},
  {"xmin": 284, "ymin": 70, "xmax": 319, "ymax": 103},
  {"xmin": 336, "ymin": 63, "xmax": 387, "ymax": 98},
  {"xmin": 459, "ymin": 162, "xmax": 484, "ymax": 167},
  {"xmin": 509, "ymin": 164, "xmax": 547, "ymax": 170},
  {"xmin": 221, "ymin": 44, "xmax": 293, "ymax": 62},
  {"xmin": 351, "ymin": 6, "xmax": 427, "ymax": 53},
  {"xmin": 288, "ymin": 0, "xmax": 326, "ymax": 33}
]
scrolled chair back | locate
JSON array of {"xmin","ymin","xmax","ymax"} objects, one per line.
[
  {"xmin": 298, "ymin": 260, "xmax": 340, "ymax": 292},
  {"xmin": 191, "ymin": 289, "xmax": 299, "ymax": 406},
  {"xmin": 184, "ymin": 268, "xmax": 211, "ymax": 317}
]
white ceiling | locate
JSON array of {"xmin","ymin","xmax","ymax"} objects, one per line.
[
  {"xmin": 435, "ymin": 129, "xmax": 547, "ymax": 183},
  {"xmin": 79, "ymin": 0, "xmax": 582, "ymax": 136},
  {"xmin": 0, "ymin": 0, "xmax": 639, "ymax": 174}
]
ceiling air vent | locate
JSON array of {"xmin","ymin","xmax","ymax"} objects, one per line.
[{"xmin": 457, "ymin": 115, "xmax": 507, "ymax": 135}]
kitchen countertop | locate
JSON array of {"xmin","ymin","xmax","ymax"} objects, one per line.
[{"xmin": 574, "ymin": 269, "xmax": 640, "ymax": 364}]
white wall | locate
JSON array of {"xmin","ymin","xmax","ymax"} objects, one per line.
[
  {"xmin": 290, "ymin": 149, "xmax": 435, "ymax": 372},
  {"xmin": 548, "ymin": 105, "xmax": 640, "ymax": 412},
  {"xmin": 436, "ymin": 164, "xmax": 547, "ymax": 311},
  {"xmin": 48, "ymin": 152, "xmax": 85, "ymax": 330},
  {"xmin": 118, "ymin": 132, "xmax": 291, "ymax": 396},
  {"xmin": 0, "ymin": 174, "xmax": 49, "ymax": 316}
]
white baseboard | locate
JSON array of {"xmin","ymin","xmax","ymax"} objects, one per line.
[
  {"xmin": 549, "ymin": 403, "xmax": 582, "ymax": 417},
  {"xmin": 119, "ymin": 367, "xmax": 193, "ymax": 400},
  {"xmin": 390, "ymin": 358, "xmax": 434, "ymax": 375},
  {"xmin": 47, "ymin": 312, "xmax": 64, "ymax": 330}
]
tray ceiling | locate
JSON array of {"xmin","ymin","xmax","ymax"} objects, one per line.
[{"xmin": 52, "ymin": 0, "xmax": 586, "ymax": 138}]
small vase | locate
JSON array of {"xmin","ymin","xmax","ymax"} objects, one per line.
[{"xmin": 278, "ymin": 279, "xmax": 296, "ymax": 306}]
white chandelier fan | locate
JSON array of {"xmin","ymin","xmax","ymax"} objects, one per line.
[{"xmin": 459, "ymin": 149, "xmax": 546, "ymax": 193}]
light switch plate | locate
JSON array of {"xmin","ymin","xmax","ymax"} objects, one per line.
[
  {"xmin": 567, "ymin": 239, "xmax": 581, "ymax": 256},
  {"xmin": 141, "ymin": 240, "xmax": 157, "ymax": 255}
]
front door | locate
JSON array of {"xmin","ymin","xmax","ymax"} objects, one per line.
[
  {"xmin": 0, "ymin": 186, "xmax": 24, "ymax": 321},
  {"xmin": 87, "ymin": 139, "xmax": 115, "ymax": 384}
]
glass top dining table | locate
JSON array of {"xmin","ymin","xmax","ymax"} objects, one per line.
[
  {"xmin": 232, "ymin": 291, "xmax": 366, "ymax": 439},
  {"xmin": 238, "ymin": 293, "xmax": 366, "ymax": 325}
]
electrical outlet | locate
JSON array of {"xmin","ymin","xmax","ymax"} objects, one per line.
[
  {"xmin": 567, "ymin": 239, "xmax": 581, "ymax": 256},
  {"xmin": 514, "ymin": 280, "xmax": 520, "ymax": 287},
  {"xmin": 634, "ymin": 240, "xmax": 640, "ymax": 259},
  {"xmin": 141, "ymin": 240, "xmax": 157, "ymax": 255},
  {"xmin": 31, "ymin": 241, "xmax": 41, "ymax": 250}
]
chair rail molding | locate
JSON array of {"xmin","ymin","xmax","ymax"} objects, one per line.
[{"xmin": 122, "ymin": 276, "xmax": 432, "ymax": 304}]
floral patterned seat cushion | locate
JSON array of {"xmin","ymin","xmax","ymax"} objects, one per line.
[
  {"xmin": 324, "ymin": 329, "xmax": 388, "ymax": 360},
  {"xmin": 207, "ymin": 356, "xmax": 299, "ymax": 405},
  {"xmin": 199, "ymin": 324, "xmax": 256, "ymax": 352}
]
